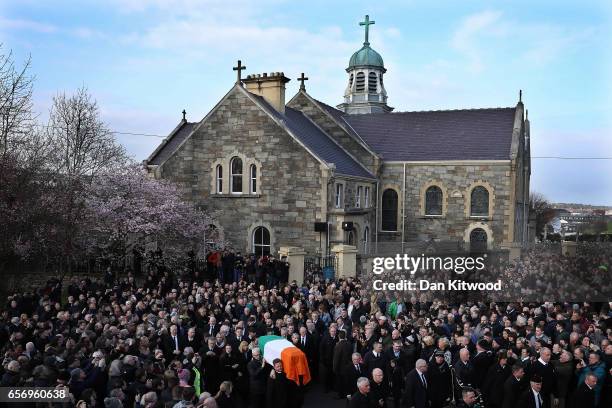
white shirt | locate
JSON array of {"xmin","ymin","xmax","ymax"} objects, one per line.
[
  {"xmin": 531, "ymin": 389, "xmax": 542, "ymax": 408},
  {"xmin": 537, "ymin": 357, "xmax": 547, "ymax": 366}
]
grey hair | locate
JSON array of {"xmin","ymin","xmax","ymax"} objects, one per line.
[
  {"xmin": 357, "ymin": 377, "xmax": 369, "ymax": 388},
  {"xmin": 415, "ymin": 359, "xmax": 427, "ymax": 368},
  {"xmin": 352, "ymin": 352, "xmax": 362, "ymax": 359}
]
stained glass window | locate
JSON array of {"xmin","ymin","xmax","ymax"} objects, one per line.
[
  {"xmin": 425, "ymin": 186, "xmax": 443, "ymax": 215},
  {"xmin": 470, "ymin": 186, "xmax": 489, "ymax": 216},
  {"xmin": 381, "ymin": 189, "xmax": 398, "ymax": 231}
]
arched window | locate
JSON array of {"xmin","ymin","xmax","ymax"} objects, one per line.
[
  {"xmin": 425, "ymin": 186, "xmax": 443, "ymax": 216},
  {"xmin": 230, "ymin": 157, "xmax": 243, "ymax": 193},
  {"xmin": 216, "ymin": 165, "xmax": 223, "ymax": 193},
  {"xmin": 469, "ymin": 228, "xmax": 488, "ymax": 252},
  {"xmin": 349, "ymin": 73, "xmax": 354, "ymax": 88},
  {"xmin": 355, "ymin": 72, "xmax": 365, "ymax": 92},
  {"xmin": 347, "ymin": 230, "xmax": 355, "ymax": 246},
  {"xmin": 368, "ymin": 72, "xmax": 377, "ymax": 93},
  {"xmin": 470, "ymin": 186, "xmax": 489, "ymax": 216},
  {"xmin": 381, "ymin": 189, "xmax": 398, "ymax": 231},
  {"xmin": 364, "ymin": 226, "xmax": 369, "ymax": 254},
  {"xmin": 253, "ymin": 226, "xmax": 271, "ymax": 256},
  {"xmin": 355, "ymin": 186, "xmax": 362, "ymax": 208},
  {"xmin": 249, "ymin": 164, "xmax": 257, "ymax": 194}
]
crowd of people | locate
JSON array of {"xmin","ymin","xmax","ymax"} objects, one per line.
[{"xmin": 1, "ymin": 248, "xmax": 611, "ymax": 408}]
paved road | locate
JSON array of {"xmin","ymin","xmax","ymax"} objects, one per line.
[{"xmin": 303, "ymin": 381, "xmax": 347, "ymax": 408}]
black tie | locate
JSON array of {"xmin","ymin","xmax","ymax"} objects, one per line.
[{"xmin": 356, "ymin": 365, "xmax": 360, "ymax": 373}]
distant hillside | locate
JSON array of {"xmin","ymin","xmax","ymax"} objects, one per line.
[{"xmin": 551, "ymin": 203, "xmax": 612, "ymax": 211}]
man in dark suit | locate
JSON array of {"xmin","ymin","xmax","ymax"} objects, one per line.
[
  {"xmin": 502, "ymin": 364, "xmax": 527, "ymax": 408},
  {"xmin": 370, "ymin": 368, "xmax": 390, "ymax": 408},
  {"xmin": 203, "ymin": 316, "xmax": 219, "ymax": 338},
  {"xmin": 319, "ymin": 325, "xmax": 338, "ymax": 392},
  {"xmin": 343, "ymin": 353, "xmax": 365, "ymax": 398},
  {"xmin": 518, "ymin": 375, "xmax": 548, "ymax": 408},
  {"xmin": 471, "ymin": 339, "xmax": 494, "ymax": 389},
  {"xmin": 267, "ymin": 358, "xmax": 288, "ymax": 408},
  {"xmin": 162, "ymin": 324, "xmax": 186, "ymax": 360},
  {"xmin": 333, "ymin": 330, "xmax": 354, "ymax": 395},
  {"xmin": 482, "ymin": 351, "xmax": 511, "ymax": 408},
  {"xmin": 247, "ymin": 347, "xmax": 269, "ymax": 408},
  {"xmin": 349, "ymin": 377, "xmax": 373, "ymax": 408},
  {"xmin": 385, "ymin": 341, "xmax": 409, "ymax": 374},
  {"xmin": 364, "ymin": 342, "xmax": 388, "ymax": 378},
  {"xmin": 403, "ymin": 359, "xmax": 429, "ymax": 408},
  {"xmin": 529, "ymin": 348, "xmax": 556, "ymax": 407},
  {"xmin": 568, "ymin": 373, "xmax": 597, "ymax": 408}
]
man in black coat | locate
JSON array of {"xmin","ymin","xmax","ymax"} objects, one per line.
[
  {"xmin": 363, "ymin": 342, "xmax": 388, "ymax": 379},
  {"xmin": 471, "ymin": 339, "xmax": 494, "ymax": 389},
  {"xmin": 267, "ymin": 359, "xmax": 289, "ymax": 408},
  {"xmin": 529, "ymin": 348, "xmax": 556, "ymax": 407},
  {"xmin": 370, "ymin": 368, "xmax": 390, "ymax": 408},
  {"xmin": 482, "ymin": 351, "xmax": 511, "ymax": 408},
  {"xmin": 247, "ymin": 348, "xmax": 268, "ymax": 408},
  {"xmin": 518, "ymin": 375, "xmax": 548, "ymax": 408},
  {"xmin": 319, "ymin": 325, "xmax": 338, "ymax": 392},
  {"xmin": 343, "ymin": 353, "xmax": 366, "ymax": 398},
  {"xmin": 453, "ymin": 348, "xmax": 475, "ymax": 388},
  {"xmin": 502, "ymin": 364, "xmax": 527, "ymax": 408},
  {"xmin": 350, "ymin": 377, "xmax": 374, "ymax": 408},
  {"xmin": 162, "ymin": 324, "xmax": 186, "ymax": 361},
  {"xmin": 402, "ymin": 359, "xmax": 429, "ymax": 408},
  {"xmin": 334, "ymin": 330, "xmax": 354, "ymax": 397},
  {"xmin": 427, "ymin": 351, "xmax": 451, "ymax": 408},
  {"xmin": 568, "ymin": 373, "xmax": 597, "ymax": 408}
]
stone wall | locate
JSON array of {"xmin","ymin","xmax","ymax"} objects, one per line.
[
  {"xmin": 378, "ymin": 162, "xmax": 513, "ymax": 246},
  {"xmin": 159, "ymin": 88, "xmax": 325, "ymax": 255}
]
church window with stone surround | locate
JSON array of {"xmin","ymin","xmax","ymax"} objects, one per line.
[
  {"xmin": 356, "ymin": 186, "xmax": 362, "ymax": 208},
  {"xmin": 364, "ymin": 187, "xmax": 370, "ymax": 208},
  {"xmin": 470, "ymin": 186, "xmax": 489, "ymax": 216},
  {"xmin": 230, "ymin": 157, "xmax": 243, "ymax": 193},
  {"xmin": 368, "ymin": 72, "xmax": 377, "ymax": 93},
  {"xmin": 364, "ymin": 226, "xmax": 369, "ymax": 254},
  {"xmin": 252, "ymin": 226, "xmax": 271, "ymax": 256},
  {"xmin": 249, "ymin": 164, "xmax": 257, "ymax": 194},
  {"xmin": 216, "ymin": 165, "xmax": 223, "ymax": 193},
  {"xmin": 381, "ymin": 189, "xmax": 398, "ymax": 231},
  {"xmin": 335, "ymin": 183, "xmax": 344, "ymax": 208},
  {"xmin": 355, "ymin": 72, "xmax": 365, "ymax": 92},
  {"xmin": 425, "ymin": 186, "xmax": 443, "ymax": 216}
]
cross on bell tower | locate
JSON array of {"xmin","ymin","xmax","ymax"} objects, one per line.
[
  {"xmin": 233, "ymin": 60, "xmax": 246, "ymax": 85},
  {"xmin": 359, "ymin": 15, "xmax": 375, "ymax": 45},
  {"xmin": 298, "ymin": 73, "xmax": 309, "ymax": 91}
]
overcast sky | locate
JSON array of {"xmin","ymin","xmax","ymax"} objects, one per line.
[{"xmin": 1, "ymin": 0, "xmax": 611, "ymax": 205}]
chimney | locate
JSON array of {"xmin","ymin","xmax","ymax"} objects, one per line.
[{"xmin": 243, "ymin": 72, "xmax": 291, "ymax": 113}]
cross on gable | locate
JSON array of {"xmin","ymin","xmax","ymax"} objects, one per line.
[
  {"xmin": 298, "ymin": 73, "xmax": 309, "ymax": 91},
  {"xmin": 359, "ymin": 15, "xmax": 375, "ymax": 45},
  {"xmin": 182, "ymin": 109, "xmax": 186, "ymax": 121},
  {"xmin": 233, "ymin": 60, "xmax": 246, "ymax": 85}
]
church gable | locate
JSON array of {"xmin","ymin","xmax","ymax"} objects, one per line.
[{"xmin": 287, "ymin": 91, "xmax": 379, "ymax": 174}]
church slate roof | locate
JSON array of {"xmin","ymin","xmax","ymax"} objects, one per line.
[
  {"xmin": 249, "ymin": 93, "xmax": 374, "ymax": 179},
  {"xmin": 282, "ymin": 107, "xmax": 375, "ymax": 179},
  {"xmin": 320, "ymin": 103, "xmax": 516, "ymax": 161},
  {"xmin": 148, "ymin": 122, "xmax": 196, "ymax": 165}
]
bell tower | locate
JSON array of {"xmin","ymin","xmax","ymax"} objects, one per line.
[{"xmin": 337, "ymin": 15, "xmax": 392, "ymax": 114}]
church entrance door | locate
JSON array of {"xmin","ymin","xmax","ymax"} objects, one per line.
[{"xmin": 469, "ymin": 228, "xmax": 488, "ymax": 253}]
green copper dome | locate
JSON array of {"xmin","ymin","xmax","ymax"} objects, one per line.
[{"xmin": 348, "ymin": 44, "xmax": 384, "ymax": 69}]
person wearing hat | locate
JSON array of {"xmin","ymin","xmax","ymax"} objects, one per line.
[
  {"xmin": 518, "ymin": 375, "xmax": 548, "ymax": 408},
  {"xmin": 427, "ymin": 350, "xmax": 452, "ymax": 408},
  {"xmin": 529, "ymin": 347, "xmax": 557, "ymax": 408}
]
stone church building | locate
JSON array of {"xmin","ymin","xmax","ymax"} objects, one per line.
[{"xmin": 144, "ymin": 17, "xmax": 531, "ymax": 259}]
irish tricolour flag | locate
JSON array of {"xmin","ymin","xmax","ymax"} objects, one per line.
[{"xmin": 258, "ymin": 335, "xmax": 311, "ymax": 385}]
